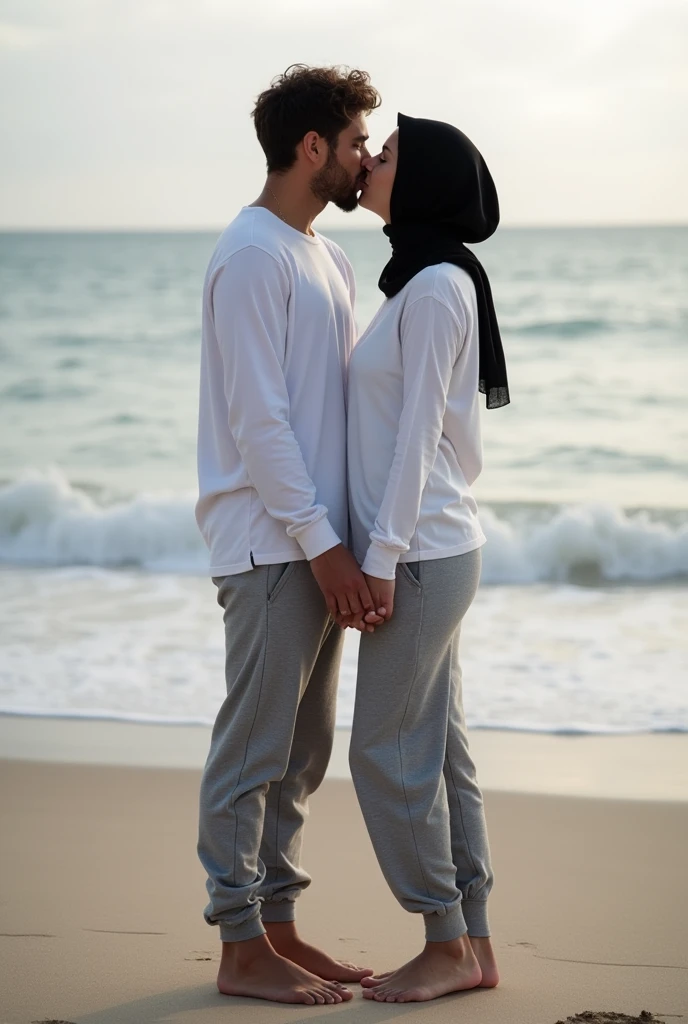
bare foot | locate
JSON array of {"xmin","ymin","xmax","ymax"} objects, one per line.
[
  {"xmin": 264, "ymin": 921, "xmax": 374, "ymax": 983},
  {"xmin": 217, "ymin": 935, "xmax": 352, "ymax": 1004},
  {"xmin": 361, "ymin": 935, "xmax": 500, "ymax": 990},
  {"xmin": 469, "ymin": 935, "xmax": 499, "ymax": 987},
  {"xmin": 361, "ymin": 936, "xmax": 482, "ymax": 1002}
]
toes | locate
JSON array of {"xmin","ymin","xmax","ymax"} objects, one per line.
[
  {"xmin": 328, "ymin": 982, "xmax": 351, "ymax": 1002},
  {"xmin": 335, "ymin": 961, "xmax": 375, "ymax": 980},
  {"xmin": 341, "ymin": 961, "xmax": 370, "ymax": 972},
  {"xmin": 361, "ymin": 973, "xmax": 390, "ymax": 987}
]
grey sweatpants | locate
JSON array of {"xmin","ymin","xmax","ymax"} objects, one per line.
[
  {"xmin": 349, "ymin": 549, "xmax": 493, "ymax": 943},
  {"xmin": 198, "ymin": 560, "xmax": 344, "ymax": 943}
]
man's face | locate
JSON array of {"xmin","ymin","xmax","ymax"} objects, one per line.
[{"xmin": 310, "ymin": 114, "xmax": 370, "ymax": 212}]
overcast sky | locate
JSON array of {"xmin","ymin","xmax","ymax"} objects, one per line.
[{"xmin": 1, "ymin": 0, "xmax": 687, "ymax": 229}]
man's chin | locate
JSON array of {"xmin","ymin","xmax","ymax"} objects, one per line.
[{"xmin": 332, "ymin": 192, "xmax": 361, "ymax": 213}]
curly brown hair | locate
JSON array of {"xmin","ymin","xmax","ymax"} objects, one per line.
[{"xmin": 252, "ymin": 64, "xmax": 381, "ymax": 173}]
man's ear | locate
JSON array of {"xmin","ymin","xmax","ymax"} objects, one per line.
[{"xmin": 302, "ymin": 131, "xmax": 324, "ymax": 166}]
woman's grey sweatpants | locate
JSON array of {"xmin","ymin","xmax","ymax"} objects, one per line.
[
  {"xmin": 198, "ymin": 561, "xmax": 344, "ymax": 943},
  {"xmin": 349, "ymin": 549, "xmax": 493, "ymax": 943}
]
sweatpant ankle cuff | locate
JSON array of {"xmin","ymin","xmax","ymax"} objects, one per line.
[
  {"xmin": 261, "ymin": 900, "xmax": 297, "ymax": 924},
  {"xmin": 424, "ymin": 902, "xmax": 467, "ymax": 943},
  {"xmin": 462, "ymin": 899, "xmax": 490, "ymax": 937},
  {"xmin": 219, "ymin": 914, "xmax": 265, "ymax": 943}
]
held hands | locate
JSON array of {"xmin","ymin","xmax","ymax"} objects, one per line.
[
  {"xmin": 309, "ymin": 545, "xmax": 389, "ymax": 632},
  {"xmin": 361, "ymin": 573, "xmax": 395, "ymax": 627}
]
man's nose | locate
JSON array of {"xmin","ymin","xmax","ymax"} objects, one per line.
[{"xmin": 361, "ymin": 153, "xmax": 374, "ymax": 171}]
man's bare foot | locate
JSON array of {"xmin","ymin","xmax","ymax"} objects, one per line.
[
  {"xmin": 264, "ymin": 921, "xmax": 373, "ymax": 983},
  {"xmin": 217, "ymin": 935, "xmax": 352, "ymax": 1004},
  {"xmin": 469, "ymin": 935, "xmax": 499, "ymax": 987},
  {"xmin": 361, "ymin": 936, "xmax": 482, "ymax": 1002}
]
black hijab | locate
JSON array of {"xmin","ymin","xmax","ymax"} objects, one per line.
[{"xmin": 379, "ymin": 113, "xmax": 510, "ymax": 409}]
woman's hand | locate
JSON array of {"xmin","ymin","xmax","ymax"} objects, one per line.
[{"xmin": 333, "ymin": 573, "xmax": 394, "ymax": 631}]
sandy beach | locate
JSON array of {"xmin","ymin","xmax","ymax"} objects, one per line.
[{"xmin": 1, "ymin": 720, "xmax": 687, "ymax": 1024}]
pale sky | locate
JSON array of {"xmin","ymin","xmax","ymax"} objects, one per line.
[{"xmin": 1, "ymin": 0, "xmax": 687, "ymax": 229}]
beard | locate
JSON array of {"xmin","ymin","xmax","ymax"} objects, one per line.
[{"xmin": 310, "ymin": 149, "xmax": 362, "ymax": 212}]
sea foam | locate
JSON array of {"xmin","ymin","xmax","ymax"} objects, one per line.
[{"xmin": 1, "ymin": 468, "xmax": 687, "ymax": 583}]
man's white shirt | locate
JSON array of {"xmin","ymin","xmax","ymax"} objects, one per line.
[{"xmin": 196, "ymin": 206, "xmax": 356, "ymax": 576}]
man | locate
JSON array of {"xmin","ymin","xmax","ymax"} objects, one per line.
[{"xmin": 195, "ymin": 65, "xmax": 382, "ymax": 1005}]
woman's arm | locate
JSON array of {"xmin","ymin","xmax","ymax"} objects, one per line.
[{"xmin": 361, "ymin": 294, "xmax": 465, "ymax": 580}]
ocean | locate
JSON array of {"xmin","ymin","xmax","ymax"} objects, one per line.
[{"xmin": 1, "ymin": 226, "xmax": 686, "ymax": 735}]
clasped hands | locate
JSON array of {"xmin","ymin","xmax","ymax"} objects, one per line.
[{"xmin": 310, "ymin": 544, "xmax": 395, "ymax": 633}]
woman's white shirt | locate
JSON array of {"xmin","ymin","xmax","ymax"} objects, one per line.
[{"xmin": 348, "ymin": 262, "xmax": 486, "ymax": 581}]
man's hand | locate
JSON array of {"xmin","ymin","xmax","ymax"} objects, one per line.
[
  {"xmin": 362, "ymin": 573, "xmax": 395, "ymax": 624},
  {"xmin": 310, "ymin": 545, "xmax": 386, "ymax": 630}
]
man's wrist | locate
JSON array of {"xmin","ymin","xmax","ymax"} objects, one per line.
[{"xmin": 297, "ymin": 517, "xmax": 341, "ymax": 561}]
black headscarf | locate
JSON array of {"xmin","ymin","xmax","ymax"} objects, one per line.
[{"xmin": 379, "ymin": 113, "xmax": 510, "ymax": 409}]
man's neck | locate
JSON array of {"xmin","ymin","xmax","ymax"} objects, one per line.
[{"xmin": 251, "ymin": 175, "xmax": 325, "ymax": 236}]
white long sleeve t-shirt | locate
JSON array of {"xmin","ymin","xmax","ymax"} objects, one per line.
[
  {"xmin": 196, "ymin": 206, "xmax": 356, "ymax": 576},
  {"xmin": 348, "ymin": 263, "xmax": 486, "ymax": 581}
]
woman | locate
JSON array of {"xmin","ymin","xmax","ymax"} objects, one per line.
[{"xmin": 347, "ymin": 113, "xmax": 509, "ymax": 1002}]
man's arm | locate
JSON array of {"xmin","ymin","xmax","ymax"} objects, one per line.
[
  {"xmin": 213, "ymin": 248, "xmax": 340, "ymax": 559},
  {"xmin": 213, "ymin": 247, "xmax": 378, "ymax": 623}
]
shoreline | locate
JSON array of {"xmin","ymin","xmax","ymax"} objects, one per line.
[{"xmin": 2, "ymin": 712, "xmax": 686, "ymax": 802}]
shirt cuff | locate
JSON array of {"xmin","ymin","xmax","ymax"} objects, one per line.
[
  {"xmin": 296, "ymin": 515, "xmax": 341, "ymax": 561},
  {"xmin": 361, "ymin": 541, "xmax": 401, "ymax": 581}
]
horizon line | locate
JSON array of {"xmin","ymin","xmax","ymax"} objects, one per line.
[{"xmin": 1, "ymin": 221, "xmax": 687, "ymax": 234}]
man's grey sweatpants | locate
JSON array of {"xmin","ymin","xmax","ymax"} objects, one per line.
[
  {"xmin": 350, "ymin": 549, "xmax": 493, "ymax": 943},
  {"xmin": 198, "ymin": 560, "xmax": 344, "ymax": 943}
]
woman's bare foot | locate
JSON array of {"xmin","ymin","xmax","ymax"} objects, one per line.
[
  {"xmin": 469, "ymin": 935, "xmax": 499, "ymax": 987},
  {"xmin": 217, "ymin": 935, "xmax": 352, "ymax": 1004},
  {"xmin": 264, "ymin": 921, "xmax": 374, "ymax": 983},
  {"xmin": 361, "ymin": 935, "xmax": 482, "ymax": 1002}
]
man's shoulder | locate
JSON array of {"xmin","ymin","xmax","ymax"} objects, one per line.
[
  {"xmin": 207, "ymin": 210, "xmax": 288, "ymax": 285},
  {"xmin": 212, "ymin": 208, "xmax": 283, "ymax": 262}
]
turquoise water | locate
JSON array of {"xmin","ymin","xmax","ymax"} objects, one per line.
[
  {"xmin": 0, "ymin": 227, "xmax": 686, "ymax": 732},
  {"xmin": 1, "ymin": 227, "xmax": 687, "ymax": 505}
]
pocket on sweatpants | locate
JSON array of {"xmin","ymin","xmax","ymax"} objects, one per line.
[
  {"xmin": 267, "ymin": 562, "xmax": 297, "ymax": 604},
  {"xmin": 398, "ymin": 561, "xmax": 422, "ymax": 588}
]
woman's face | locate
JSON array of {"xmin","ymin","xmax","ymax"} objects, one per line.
[{"xmin": 358, "ymin": 128, "xmax": 398, "ymax": 223}]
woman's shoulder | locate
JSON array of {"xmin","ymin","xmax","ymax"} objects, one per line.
[{"xmin": 405, "ymin": 263, "xmax": 476, "ymax": 319}]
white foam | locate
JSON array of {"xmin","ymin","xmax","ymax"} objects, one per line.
[
  {"xmin": 0, "ymin": 468, "xmax": 205, "ymax": 571},
  {"xmin": 480, "ymin": 503, "xmax": 688, "ymax": 583},
  {"xmin": 0, "ymin": 567, "xmax": 685, "ymax": 735},
  {"xmin": 2, "ymin": 468, "xmax": 687, "ymax": 583}
]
